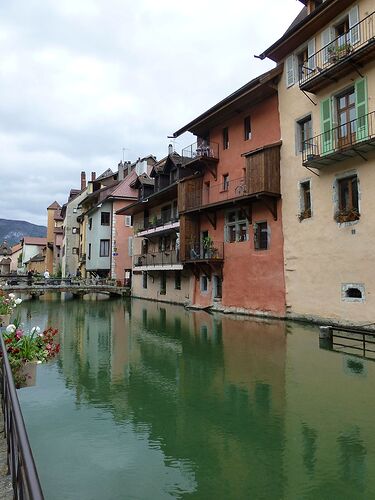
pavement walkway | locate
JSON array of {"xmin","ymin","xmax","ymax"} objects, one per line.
[{"xmin": 0, "ymin": 406, "xmax": 12, "ymax": 500}]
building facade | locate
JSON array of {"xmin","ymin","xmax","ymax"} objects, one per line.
[
  {"xmin": 173, "ymin": 68, "xmax": 286, "ymax": 316},
  {"xmin": 259, "ymin": 0, "xmax": 375, "ymax": 325}
]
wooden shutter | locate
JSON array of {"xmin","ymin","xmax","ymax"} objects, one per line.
[
  {"xmin": 321, "ymin": 98, "xmax": 333, "ymax": 154},
  {"xmin": 128, "ymin": 237, "xmax": 133, "ymax": 257},
  {"xmin": 307, "ymin": 38, "xmax": 316, "ymax": 71},
  {"xmin": 321, "ymin": 27, "xmax": 332, "ymax": 64},
  {"xmin": 285, "ymin": 55, "xmax": 295, "ymax": 87},
  {"xmin": 349, "ymin": 5, "xmax": 360, "ymax": 45},
  {"xmin": 355, "ymin": 78, "xmax": 368, "ymax": 140}
]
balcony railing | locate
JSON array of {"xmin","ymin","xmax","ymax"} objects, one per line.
[
  {"xmin": 135, "ymin": 216, "xmax": 179, "ymax": 235},
  {"xmin": 181, "ymin": 140, "xmax": 219, "ymax": 165},
  {"xmin": 134, "ymin": 251, "xmax": 181, "ymax": 268},
  {"xmin": 182, "ymin": 241, "xmax": 224, "ymax": 262},
  {"xmin": 299, "ymin": 12, "xmax": 375, "ymax": 92},
  {"xmin": 302, "ymin": 110, "xmax": 375, "ymax": 168}
]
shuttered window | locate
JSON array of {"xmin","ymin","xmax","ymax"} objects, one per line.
[
  {"xmin": 355, "ymin": 78, "xmax": 368, "ymax": 140},
  {"xmin": 321, "ymin": 98, "xmax": 333, "ymax": 154},
  {"xmin": 349, "ymin": 5, "xmax": 360, "ymax": 45},
  {"xmin": 285, "ymin": 55, "xmax": 295, "ymax": 87}
]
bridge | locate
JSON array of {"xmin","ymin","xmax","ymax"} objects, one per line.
[{"xmin": 0, "ymin": 276, "xmax": 130, "ymax": 299}]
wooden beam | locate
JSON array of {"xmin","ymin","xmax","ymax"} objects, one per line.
[
  {"xmin": 205, "ymin": 211, "xmax": 217, "ymax": 229},
  {"xmin": 259, "ymin": 195, "xmax": 278, "ymax": 221}
]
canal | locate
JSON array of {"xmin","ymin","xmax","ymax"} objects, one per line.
[{"xmin": 16, "ymin": 296, "xmax": 375, "ymax": 499}]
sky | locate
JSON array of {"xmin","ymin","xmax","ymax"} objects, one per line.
[{"xmin": 0, "ymin": 0, "xmax": 303, "ymax": 226}]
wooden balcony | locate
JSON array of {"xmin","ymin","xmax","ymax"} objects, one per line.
[
  {"xmin": 178, "ymin": 143, "xmax": 281, "ymax": 220},
  {"xmin": 299, "ymin": 12, "xmax": 375, "ymax": 93},
  {"xmin": 181, "ymin": 140, "xmax": 219, "ymax": 177},
  {"xmin": 302, "ymin": 111, "xmax": 375, "ymax": 169}
]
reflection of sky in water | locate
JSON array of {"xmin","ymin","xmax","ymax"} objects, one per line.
[{"xmin": 16, "ymin": 297, "xmax": 375, "ymax": 500}]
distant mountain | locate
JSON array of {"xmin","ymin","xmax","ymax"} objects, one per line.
[{"xmin": 0, "ymin": 219, "xmax": 47, "ymax": 247}]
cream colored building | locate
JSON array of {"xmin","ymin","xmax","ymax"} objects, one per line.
[{"xmin": 259, "ymin": 0, "xmax": 375, "ymax": 325}]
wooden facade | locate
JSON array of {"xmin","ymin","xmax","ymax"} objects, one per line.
[{"xmin": 245, "ymin": 144, "xmax": 281, "ymax": 196}]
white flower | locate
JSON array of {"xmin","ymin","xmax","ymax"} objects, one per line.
[
  {"xmin": 31, "ymin": 326, "xmax": 41, "ymax": 335},
  {"xmin": 14, "ymin": 298, "xmax": 22, "ymax": 305},
  {"xmin": 8, "ymin": 293, "xmax": 15, "ymax": 299},
  {"xmin": 6, "ymin": 324, "xmax": 16, "ymax": 333}
]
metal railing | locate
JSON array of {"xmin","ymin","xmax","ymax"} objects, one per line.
[
  {"xmin": 184, "ymin": 176, "xmax": 248, "ymax": 211},
  {"xmin": 302, "ymin": 110, "xmax": 375, "ymax": 164},
  {"xmin": 134, "ymin": 251, "xmax": 180, "ymax": 267},
  {"xmin": 135, "ymin": 216, "xmax": 179, "ymax": 234},
  {"xmin": 0, "ymin": 333, "xmax": 44, "ymax": 500},
  {"xmin": 183, "ymin": 241, "xmax": 224, "ymax": 262},
  {"xmin": 181, "ymin": 140, "xmax": 219, "ymax": 164},
  {"xmin": 299, "ymin": 11, "xmax": 375, "ymax": 87},
  {"xmin": 0, "ymin": 276, "xmax": 121, "ymax": 288}
]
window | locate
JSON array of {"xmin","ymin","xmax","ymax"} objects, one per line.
[
  {"xmin": 223, "ymin": 127, "xmax": 229, "ymax": 150},
  {"xmin": 297, "ymin": 115, "xmax": 312, "ymax": 153},
  {"xmin": 72, "ymin": 227, "xmax": 79, "ymax": 234},
  {"xmin": 89, "ymin": 218, "xmax": 92, "ymax": 230},
  {"xmin": 336, "ymin": 87, "xmax": 356, "ymax": 148},
  {"xmin": 201, "ymin": 275, "xmax": 208, "ymax": 292},
  {"xmin": 161, "ymin": 205, "xmax": 172, "ymax": 223},
  {"xmin": 142, "ymin": 271, "xmax": 148, "ymax": 289},
  {"xmin": 72, "ymin": 247, "xmax": 79, "ymax": 255},
  {"xmin": 225, "ymin": 210, "xmax": 248, "ymax": 242},
  {"xmin": 299, "ymin": 181, "xmax": 312, "ymax": 220},
  {"xmin": 175, "ymin": 271, "xmax": 181, "ymax": 290},
  {"xmin": 101, "ymin": 212, "xmax": 110, "ymax": 226},
  {"xmin": 244, "ymin": 116, "xmax": 251, "ymax": 141},
  {"xmin": 73, "ymin": 208, "xmax": 77, "ymax": 214},
  {"xmin": 336, "ymin": 175, "xmax": 359, "ymax": 222},
  {"xmin": 222, "ymin": 174, "xmax": 230, "ymax": 192},
  {"xmin": 160, "ymin": 271, "xmax": 166, "ymax": 295},
  {"xmin": 124, "ymin": 216, "xmax": 132, "ymax": 227},
  {"xmin": 99, "ymin": 239, "xmax": 110, "ymax": 257},
  {"xmin": 254, "ymin": 222, "xmax": 269, "ymax": 250},
  {"xmin": 213, "ymin": 275, "xmax": 222, "ymax": 299},
  {"xmin": 88, "ymin": 243, "xmax": 91, "ymax": 260},
  {"xmin": 297, "ymin": 47, "xmax": 308, "ymax": 80},
  {"xmin": 342, "ymin": 283, "xmax": 365, "ymax": 303}
]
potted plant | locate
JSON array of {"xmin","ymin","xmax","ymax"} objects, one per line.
[
  {"xmin": 298, "ymin": 208, "xmax": 312, "ymax": 222},
  {"xmin": 328, "ymin": 42, "xmax": 352, "ymax": 62},
  {"xmin": 334, "ymin": 208, "xmax": 360, "ymax": 223},
  {"xmin": 2, "ymin": 324, "xmax": 60, "ymax": 388},
  {"xmin": 0, "ymin": 292, "xmax": 22, "ymax": 327},
  {"xmin": 203, "ymin": 235, "xmax": 214, "ymax": 258}
]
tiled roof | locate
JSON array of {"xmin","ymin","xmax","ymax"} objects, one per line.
[
  {"xmin": 47, "ymin": 201, "xmax": 61, "ymax": 210},
  {"xmin": 109, "ymin": 170, "xmax": 138, "ymax": 199},
  {"xmin": 22, "ymin": 237, "xmax": 47, "ymax": 246},
  {"xmin": 11, "ymin": 243, "xmax": 22, "ymax": 254},
  {"xmin": 284, "ymin": 6, "xmax": 308, "ymax": 35}
]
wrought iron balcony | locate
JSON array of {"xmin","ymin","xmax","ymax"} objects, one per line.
[
  {"xmin": 134, "ymin": 250, "xmax": 182, "ymax": 269},
  {"xmin": 302, "ymin": 110, "xmax": 375, "ymax": 168},
  {"xmin": 181, "ymin": 140, "xmax": 219, "ymax": 166},
  {"xmin": 182, "ymin": 241, "xmax": 224, "ymax": 263},
  {"xmin": 299, "ymin": 12, "xmax": 375, "ymax": 93}
]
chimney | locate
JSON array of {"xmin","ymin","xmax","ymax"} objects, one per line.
[
  {"xmin": 91, "ymin": 172, "xmax": 96, "ymax": 182},
  {"xmin": 118, "ymin": 161, "xmax": 125, "ymax": 181},
  {"xmin": 80, "ymin": 171, "xmax": 86, "ymax": 191},
  {"xmin": 168, "ymin": 143, "xmax": 173, "ymax": 155}
]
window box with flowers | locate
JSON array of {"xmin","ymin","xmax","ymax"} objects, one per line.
[{"xmin": 334, "ymin": 208, "xmax": 360, "ymax": 223}]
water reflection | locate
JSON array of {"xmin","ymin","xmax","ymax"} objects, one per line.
[{"xmin": 17, "ymin": 296, "xmax": 375, "ymax": 500}]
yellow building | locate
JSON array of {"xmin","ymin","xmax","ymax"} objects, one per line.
[{"xmin": 259, "ymin": 0, "xmax": 375, "ymax": 325}]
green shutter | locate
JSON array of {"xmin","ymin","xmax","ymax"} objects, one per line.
[
  {"xmin": 321, "ymin": 97, "xmax": 333, "ymax": 154},
  {"xmin": 355, "ymin": 78, "xmax": 368, "ymax": 141}
]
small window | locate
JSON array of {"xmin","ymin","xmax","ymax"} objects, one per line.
[
  {"xmin": 222, "ymin": 174, "xmax": 229, "ymax": 191},
  {"xmin": 72, "ymin": 227, "xmax": 79, "ymax": 234},
  {"xmin": 342, "ymin": 283, "xmax": 365, "ymax": 302},
  {"xmin": 142, "ymin": 271, "xmax": 148, "ymax": 289},
  {"xmin": 254, "ymin": 222, "xmax": 268, "ymax": 250},
  {"xmin": 72, "ymin": 247, "xmax": 79, "ymax": 255},
  {"xmin": 225, "ymin": 209, "xmax": 248, "ymax": 243},
  {"xmin": 299, "ymin": 181, "xmax": 312, "ymax": 221},
  {"xmin": 201, "ymin": 275, "xmax": 208, "ymax": 292},
  {"xmin": 297, "ymin": 115, "xmax": 312, "ymax": 153},
  {"xmin": 89, "ymin": 218, "xmax": 92, "ymax": 230},
  {"xmin": 160, "ymin": 271, "xmax": 166, "ymax": 295},
  {"xmin": 223, "ymin": 127, "xmax": 229, "ymax": 150},
  {"xmin": 88, "ymin": 243, "xmax": 91, "ymax": 260},
  {"xmin": 244, "ymin": 116, "xmax": 251, "ymax": 141},
  {"xmin": 125, "ymin": 216, "xmax": 132, "ymax": 227},
  {"xmin": 99, "ymin": 239, "xmax": 110, "ymax": 257},
  {"xmin": 213, "ymin": 275, "xmax": 222, "ymax": 299},
  {"xmin": 175, "ymin": 271, "xmax": 181, "ymax": 290},
  {"xmin": 101, "ymin": 212, "xmax": 110, "ymax": 226},
  {"xmin": 297, "ymin": 47, "xmax": 308, "ymax": 80},
  {"xmin": 73, "ymin": 208, "xmax": 77, "ymax": 214},
  {"xmin": 335, "ymin": 175, "xmax": 360, "ymax": 223}
]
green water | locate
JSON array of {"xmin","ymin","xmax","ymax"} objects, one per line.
[{"xmin": 16, "ymin": 296, "xmax": 375, "ymax": 500}]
